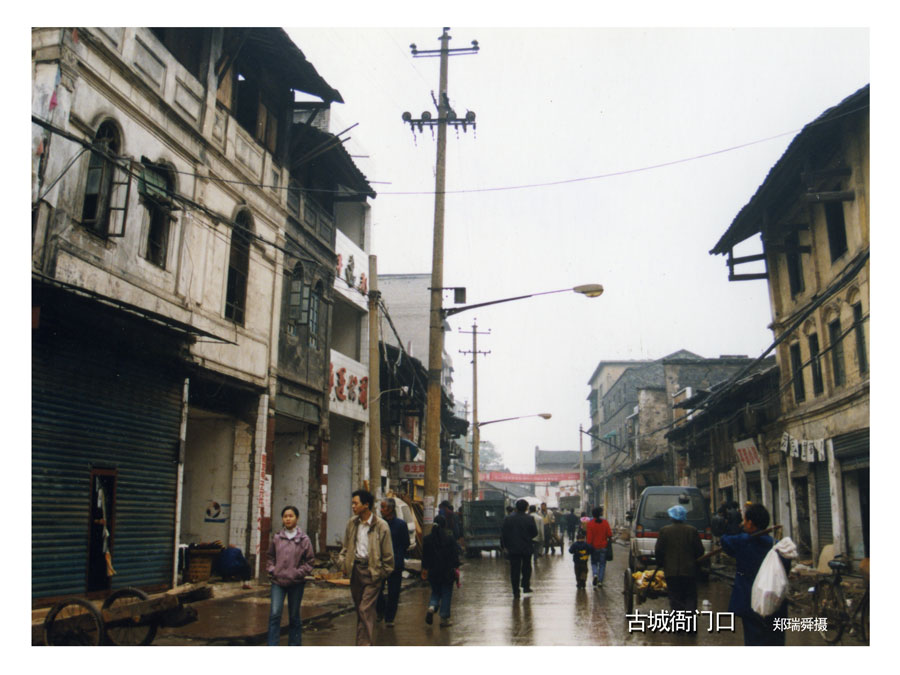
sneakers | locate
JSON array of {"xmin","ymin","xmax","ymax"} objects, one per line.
[
  {"xmin": 522, "ymin": 588, "xmax": 534, "ymax": 595},
  {"xmin": 425, "ymin": 607, "xmax": 435, "ymax": 625},
  {"xmin": 385, "ymin": 621, "xmax": 394, "ymax": 627},
  {"xmin": 592, "ymin": 577, "xmax": 599, "ymax": 587},
  {"xmin": 440, "ymin": 619, "xmax": 453, "ymax": 627}
]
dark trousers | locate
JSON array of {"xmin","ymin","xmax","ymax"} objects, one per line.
[
  {"xmin": 508, "ymin": 553, "xmax": 532, "ymax": 594},
  {"xmin": 574, "ymin": 560, "xmax": 589, "ymax": 587},
  {"xmin": 376, "ymin": 569, "xmax": 403, "ymax": 622},
  {"xmin": 741, "ymin": 609, "xmax": 787, "ymax": 646},
  {"xmin": 666, "ymin": 576, "xmax": 698, "ymax": 612}
]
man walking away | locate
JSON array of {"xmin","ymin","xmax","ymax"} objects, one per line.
[
  {"xmin": 338, "ymin": 489, "xmax": 394, "ymax": 645},
  {"xmin": 655, "ymin": 504, "xmax": 704, "ymax": 614},
  {"xmin": 501, "ymin": 499, "xmax": 538, "ymax": 598},
  {"xmin": 585, "ymin": 506, "xmax": 613, "ymax": 587},
  {"xmin": 376, "ymin": 498, "xmax": 410, "ymax": 627},
  {"xmin": 566, "ymin": 509, "xmax": 578, "ymax": 544}
]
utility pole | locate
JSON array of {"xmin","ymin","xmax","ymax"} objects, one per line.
[
  {"xmin": 459, "ymin": 320, "xmax": 490, "ymax": 499},
  {"xmin": 403, "ymin": 28, "xmax": 478, "ymax": 532},
  {"xmin": 368, "ymin": 255, "xmax": 382, "ymax": 499}
]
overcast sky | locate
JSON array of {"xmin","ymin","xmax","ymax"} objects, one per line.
[{"xmin": 286, "ymin": 25, "xmax": 869, "ymax": 473}]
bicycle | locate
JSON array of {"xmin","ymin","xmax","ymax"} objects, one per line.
[{"xmin": 811, "ymin": 555, "xmax": 869, "ymax": 644}]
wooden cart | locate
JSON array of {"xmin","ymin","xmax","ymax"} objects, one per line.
[{"xmin": 43, "ymin": 585, "xmax": 204, "ymax": 646}]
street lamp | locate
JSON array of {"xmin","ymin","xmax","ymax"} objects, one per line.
[
  {"xmin": 424, "ymin": 283, "xmax": 602, "ymax": 529},
  {"xmin": 478, "ymin": 413, "xmax": 552, "ymax": 427},
  {"xmin": 472, "ymin": 414, "xmax": 551, "ymax": 499},
  {"xmin": 443, "ymin": 284, "xmax": 603, "ymax": 318}
]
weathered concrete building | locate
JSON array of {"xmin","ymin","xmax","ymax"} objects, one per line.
[
  {"xmin": 378, "ymin": 274, "xmax": 469, "ymax": 504},
  {"xmin": 586, "ymin": 351, "xmax": 757, "ymax": 529},
  {"xmin": 710, "ymin": 84, "xmax": 869, "ymax": 564},
  {"xmin": 31, "ymin": 27, "xmax": 370, "ymax": 599}
]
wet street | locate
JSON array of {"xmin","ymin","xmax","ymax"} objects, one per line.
[{"xmin": 294, "ymin": 544, "xmax": 825, "ymax": 646}]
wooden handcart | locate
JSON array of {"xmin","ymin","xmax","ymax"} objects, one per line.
[{"xmin": 43, "ymin": 585, "xmax": 205, "ymax": 646}]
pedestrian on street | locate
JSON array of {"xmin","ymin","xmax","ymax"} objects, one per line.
[
  {"xmin": 585, "ymin": 506, "xmax": 613, "ymax": 587},
  {"xmin": 720, "ymin": 502, "xmax": 790, "ymax": 646},
  {"xmin": 540, "ymin": 503, "xmax": 556, "ymax": 555},
  {"xmin": 654, "ymin": 504, "xmax": 704, "ymax": 614},
  {"xmin": 376, "ymin": 497, "xmax": 410, "ymax": 628},
  {"xmin": 337, "ymin": 489, "xmax": 395, "ymax": 646},
  {"xmin": 266, "ymin": 505, "xmax": 315, "ymax": 646},
  {"xmin": 568, "ymin": 530, "xmax": 594, "ymax": 588},
  {"xmin": 566, "ymin": 509, "xmax": 578, "ymax": 544},
  {"xmin": 421, "ymin": 514, "xmax": 461, "ymax": 627},
  {"xmin": 529, "ymin": 504, "xmax": 544, "ymax": 559},
  {"xmin": 501, "ymin": 499, "xmax": 538, "ymax": 598}
]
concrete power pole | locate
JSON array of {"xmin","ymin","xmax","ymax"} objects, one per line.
[
  {"xmin": 403, "ymin": 28, "xmax": 479, "ymax": 532},
  {"xmin": 459, "ymin": 321, "xmax": 490, "ymax": 499}
]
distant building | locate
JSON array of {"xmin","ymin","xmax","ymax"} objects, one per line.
[{"xmin": 533, "ymin": 448, "xmax": 582, "ymax": 508}]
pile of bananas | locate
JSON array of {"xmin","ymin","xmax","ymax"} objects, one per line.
[{"xmin": 632, "ymin": 570, "xmax": 667, "ymax": 592}]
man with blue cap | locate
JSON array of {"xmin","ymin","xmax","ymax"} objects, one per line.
[{"xmin": 655, "ymin": 502, "xmax": 705, "ymax": 616}]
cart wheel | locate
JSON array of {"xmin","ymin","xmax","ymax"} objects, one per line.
[
  {"xmin": 624, "ymin": 567, "xmax": 634, "ymax": 615},
  {"xmin": 102, "ymin": 587, "xmax": 158, "ymax": 646},
  {"xmin": 44, "ymin": 598, "xmax": 105, "ymax": 646}
]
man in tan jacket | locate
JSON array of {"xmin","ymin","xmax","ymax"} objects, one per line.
[{"xmin": 338, "ymin": 489, "xmax": 394, "ymax": 645}]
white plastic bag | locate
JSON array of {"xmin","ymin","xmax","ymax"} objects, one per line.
[{"xmin": 750, "ymin": 546, "xmax": 789, "ymax": 616}]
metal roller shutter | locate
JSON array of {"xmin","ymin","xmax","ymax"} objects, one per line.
[
  {"xmin": 814, "ymin": 460, "xmax": 833, "ymax": 547},
  {"xmin": 32, "ymin": 316, "xmax": 184, "ymax": 599}
]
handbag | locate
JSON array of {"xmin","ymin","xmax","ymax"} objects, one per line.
[{"xmin": 605, "ymin": 541, "xmax": 614, "ymax": 561}]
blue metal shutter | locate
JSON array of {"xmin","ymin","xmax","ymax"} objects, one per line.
[{"xmin": 32, "ymin": 321, "xmax": 183, "ymax": 599}]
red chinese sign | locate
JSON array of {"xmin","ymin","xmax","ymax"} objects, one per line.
[
  {"xmin": 400, "ymin": 462, "xmax": 426, "ymax": 479},
  {"xmin": 479, "ymin": 471, "xmax": 581, "ymax": 483},
  {"xmin": 733, "ymin": 438, "xmax": 761, "ymax": 467}
]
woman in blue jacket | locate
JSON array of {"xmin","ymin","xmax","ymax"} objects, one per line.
[{"xmin": 720, "ymin": 503, "xmax": 788, "ymax": 645}]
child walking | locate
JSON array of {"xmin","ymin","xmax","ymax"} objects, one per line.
[{"xmin": 568, "ymin": 530, "xmax": 593, "ymax": 588}]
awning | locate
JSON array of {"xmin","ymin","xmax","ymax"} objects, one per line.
[{"xmin": 33, "ymin": 274, "xmax": 236, "ymax": 344}]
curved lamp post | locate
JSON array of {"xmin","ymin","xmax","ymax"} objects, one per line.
[
  {"xmin": 472, "ymin": 413, "xmax": 551, "ymax": 499},
  {"xmin": 425, "ymin": 284, "xmax": 603, "ymax": 526}
]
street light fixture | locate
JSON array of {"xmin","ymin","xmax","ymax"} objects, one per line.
[
  {"xmin": 478, "ymin": 413, "xmax": 552, "ymax": 427},
  {"xmin": 443, "ymin": 284, "xmax": 604, "ymax": 318},
  {"xmin": 424, "ymin": 282, "xmax": 603, "ymax": 529}
]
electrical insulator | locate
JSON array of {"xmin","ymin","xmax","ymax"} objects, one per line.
[{"xmin": 402, "ymin": 111, "xmax": 412, "ymax": 122}]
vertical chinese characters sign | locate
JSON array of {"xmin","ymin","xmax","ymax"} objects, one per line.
[{"xmin": 733, "ymin": 438, "xmax": 761, "ymax": 468}]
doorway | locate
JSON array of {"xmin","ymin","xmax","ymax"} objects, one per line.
[{"xmin": 88, "ymin": 469, "xmax": 116, "ymax": 592}]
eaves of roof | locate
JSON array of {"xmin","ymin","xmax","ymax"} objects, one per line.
[{"xmin": 711, "ymin": 84, "xmax": 869, "ymax": 255}]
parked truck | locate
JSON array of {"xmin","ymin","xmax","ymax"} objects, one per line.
[{"xmin": 461, "ymin": 499, "xmax": 507, "ymax": 557}]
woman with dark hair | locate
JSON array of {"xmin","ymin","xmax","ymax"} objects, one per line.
[
  {"xmin": 266, "ymin": 505, "xmax": 315, "ymax": 645},
  {"xmin": 422, "ymin": 514, "xmax": 461, "ymax": 627},
  {"xmin": 585, "ymin": 506, "xmax": 613, "ymax": 587}
]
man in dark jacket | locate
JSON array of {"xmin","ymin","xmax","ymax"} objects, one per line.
[
  {"xmin": 501, "ymin": 499, "xmax": 538, "ymax": 598},
  {"xmin": 376, "ymin": 498, "xmax": 410, "ymax": 627},
  {"xmin": 655, "ymin": 504, "xmax": 705, "ymax": 613}
]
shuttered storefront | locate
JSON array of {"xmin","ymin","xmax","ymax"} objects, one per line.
[
  {"xmin": 834, "ymin": 428, "xmax": 869, "ymax": 471},
  {"xmin": 32, "ymin": 304, "xmax": 185, "ymax": 599},
  {"xmin": 814, "ymin": 459, "xmax": 833, "ymax": 547}
]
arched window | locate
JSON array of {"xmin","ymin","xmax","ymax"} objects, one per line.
[
  {"xmin": 81, "ymin": 121, "xmax": 123, "ymax": 236},
  {"xmin": 308, "ymin": 280, "xmax": 323, "ymax": 349},
  {"xmin": 225, "ymin": 210, "xmax": 252, "ymax": 325}
]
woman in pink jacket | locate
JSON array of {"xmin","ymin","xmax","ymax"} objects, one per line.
[{"xmin": 266, "ymin": 505, "xmax": 315, "ymax": 645}]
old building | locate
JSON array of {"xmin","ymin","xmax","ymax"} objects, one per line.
[
  {"xmin": 378, "ymin": 274, "xmax": 469, "ymax": 504},
  {"xmin": 533, "ymin": 448, "xmax": 582, "ymax": 508},
  {"xmin": 31, "ymin": 27, "xmax": 366, "ymax": 599},
  {"xmin": 586, "ymin": 351, "xmax": 757, "ymax": 529},
  {"xmin": 710, "ymin": 84, "xmax": 869, "ymax": 564}
]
